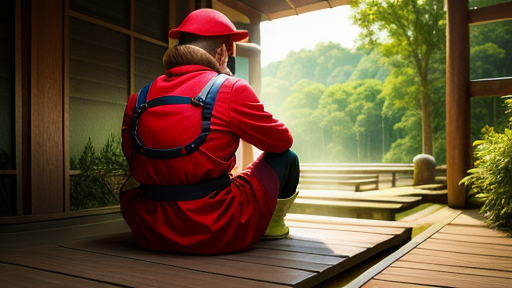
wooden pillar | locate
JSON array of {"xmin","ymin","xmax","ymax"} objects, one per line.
[
  {"xmin": 446, "ymin": 0, "xmax": 470, "ymax": 208},
  {"xmin": 30, "ymin": 0, "xmax": 64, "ymax": 214}
]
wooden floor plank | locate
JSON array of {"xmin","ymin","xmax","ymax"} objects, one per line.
[
  {"xmin": 392, "ymin": 260, "xmax": 512, "ymax": 279},
  {"xmin": 362, "ymin": 279, "xmax": 434, "ymax": 288},
  {"xmin": 374, "ymin": 266, "xmax": 512, "ymax": 287},
  {"xmin": 298, "ymin": 190, "xmax": 422, "ymax": 203},
  {"xmin": 254, "ymin": 238, "xmax": 367, "ymax": 257},
  {"xmin": 59, "ymin": 233, "xmax": 314, "ymax": 287},
  {"xmin": 400, "ymin": 249, "xmax": 512, "ymax": 272},
  {"xmin": 438, "ymin": 224, "xmax": 508, "ymax": 237},
  {"xmin": 418, "ymin": 238, "xmax": 512, "ymax": 257},
  {"xmin": 286, "ymin": 213, "xmax": 413, "ymax": 229},
  {"xmin": 450, "ymin": 209, "xmax": 485, "ymax": 226},
  {"xmin": 0, "ymin": 246, "xmax": 286, "ymax": 288},
  {"xmin": 432, "ymin": 231, "xmax": 512, "ymax": 246},
  {"xmin": 288, "ymin": 227, "xmax": 395, "ymax": 247},
  {"xmin": 286, "ymin": 220, "xmax": 408, "ymax": 235},
  {"xmin": 0, "ymin": 263, "xmax": 117, "ymax": 288},
  {"xmin": 217, "ymin": 248, "xmax": 341, "ymax": 272}
]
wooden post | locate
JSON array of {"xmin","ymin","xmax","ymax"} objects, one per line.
[
  {"xmin": 30, "ymin": 0, "xmax": 65, "ymax": 214},
  {"xmin": 446, "ymin": 0, "xmax": 470, "ymax": 208}
]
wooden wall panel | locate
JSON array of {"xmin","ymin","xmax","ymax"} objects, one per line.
[{"xmin": 30, "ymin": 0, "xmax": 64, "ymax": 214}]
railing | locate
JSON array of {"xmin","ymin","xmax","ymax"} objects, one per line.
[{"xmin": 300, "ymin": 163, "xmax": 447, "ymax": 191}]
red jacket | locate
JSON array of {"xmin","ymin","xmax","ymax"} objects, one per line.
[{"xmin": 120, "ymin": 65, "xmax": 292, "ymax": 254}]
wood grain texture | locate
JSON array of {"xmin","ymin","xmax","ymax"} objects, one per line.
[
  {"xmin": 446, "ymin": 0, "xmax": 471, "ymax": 208},
  {"xmin": 363, "ymin": 279, "xmax": 433, "ymax": 288},
  {"xmin": 418, "ymin": 238, "xmax": 512, "ymax": 257},
  {"xmin": 437, "ymin": 224, "xmax": 509, "ymax": 238},
  {"xmin": 30, "ymin": 0, "xmax": 64, "ymax": 214},
  {"xmin": 393, "ymin": 258, "xmax": 512, "ymax": 279},
  {"xmin": 0, "ymin": 263, "xmax": 116, "ymax": 288},
  {"xmin": 400, "ymin": 248, "xmax": 512, "ymax": 272},
  {"xmin": 0, "ymin": 246, "xmax": 286, "ymax": 288},
  {"xmin": 374, "ymin": 266, "xmax": 512, "ymax": 287},
  {"xmin": 0, "ymin": 212, "xmax": 412, "ymax": 288},
  {"xmin": 59, "ymin": 234, "xmax": 315, "ymax": 287}
]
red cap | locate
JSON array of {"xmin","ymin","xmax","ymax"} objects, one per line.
[{"xmin": 169, "ymin": 9, "xmax": 248, "ymax": 42}]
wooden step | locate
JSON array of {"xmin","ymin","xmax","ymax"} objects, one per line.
[
  {"xmin": 298, "ymin": 190, "xmax": 422, "ymax": 207},
  {"xmin": 290, "ymin": 198, "xmax": 407, "ymax": 221}
]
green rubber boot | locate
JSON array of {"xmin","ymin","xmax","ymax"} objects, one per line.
[{"xmin": 263, "ymin": 190, "xmax": 299, "ymax": 240}]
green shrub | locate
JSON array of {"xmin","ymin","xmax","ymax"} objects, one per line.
[
  {"xmin": 461, "ymin": 97, "xmax": 512, "ymax": 234},
  {"xmin": 70, "ymin": 134, "xmax": 128, "ymax": 210}
]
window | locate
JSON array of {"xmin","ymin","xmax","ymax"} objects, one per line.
[
  {"xmin": 68, "ymin": 0, "xmax": 169, "ymax": 210},
  {"xmin": 0, "ymin": 0, "xmax": 16, "ymax": 216}
]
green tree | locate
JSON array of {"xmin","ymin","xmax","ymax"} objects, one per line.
[
  {"xmin": 260, "ymin": 77, "xmax": 292, "ymax": 114},
  {"xmin": 351, "ymin": 0, "xmax": 446, "ymax": 156},
  {"xmin": 275, "ymin": 49, "xmax": 317, "ymax": 84},
  {"xmin": 313, "ymin": 42, "xmax": 363, "ymax": 84},
  {"xmin": 326, "ymin": 65, "xmax": 355, "ymax": 86},
  {"xmin": 281, "ymin": 80, "xmax": 326, "ymax": 162},
  {"xmin": 348, "ymin": 50, "xmax": 389, "ymax": 82}
]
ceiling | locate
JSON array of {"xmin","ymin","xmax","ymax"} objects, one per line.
[{"xmin": 218, "ymin": 0, "xmax": 351, "ymax": 21}]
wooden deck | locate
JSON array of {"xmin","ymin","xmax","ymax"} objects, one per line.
[
  {"xmin": 0, "ymin": 212, "xmax": 412, "ymax": 288},
  {"xmin": 348, "ymin": 209, "xmax": 512, "ymax": 288}
]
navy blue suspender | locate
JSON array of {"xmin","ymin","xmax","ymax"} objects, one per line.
[{"xmin": 130, "ymin": 74, "xmax": 230, "ymax": 159}]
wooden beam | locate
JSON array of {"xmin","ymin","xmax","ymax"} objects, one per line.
[
  {"xmin": 15, "ymin": 0, "xmax": 23, "ymax": 215},
  {"xmin": 30, "ymin": 0, "xmax": 65, "ymax": 214},
  {"xmin": 468, "ymin": 1, "xmax": 512, "ymax": 25},
  {"xmin": 446, "ymin": 0, "xmax": 470, "ymax": 208},
  {"xmin": 469, "ymin": 77, "xmax": 512, "ymax": 98}
]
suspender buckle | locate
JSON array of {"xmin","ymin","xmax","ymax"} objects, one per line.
[
  {"xmin": 191, "ymin": 96, "xmax": 205, "ymax": 106},
  {"xmin": 136, "ymin": 103, "xmax": 148, "ymax": 114}
]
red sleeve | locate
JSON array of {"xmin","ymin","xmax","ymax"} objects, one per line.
[
  {"xmin": 228, "ymin": 79, "xmax": 293, "ymax": 153},
  {"xmin": 121, "ymin": 93, "xmax": 137, "ymax": 162}
]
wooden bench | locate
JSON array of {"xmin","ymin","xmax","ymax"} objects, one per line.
[
  {"xmin": 290, "ymin": 190, "xmax": 423, "ymax": 221},
  {"xmin": 301, "ymin": 163, "xmax": 416, "ymax": 188},
  {"xmin": 299, "ymin": 172, "xmax": 379, "ymax": 192}
]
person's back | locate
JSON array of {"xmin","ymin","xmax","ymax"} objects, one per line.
[{"xmin": 120, "ymin": 9, "xmax": 300, "ymax": 255}]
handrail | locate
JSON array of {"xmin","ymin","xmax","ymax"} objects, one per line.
[
  {"xmin": 470, "ymin": 77, "xmax": 512, "ymax": 97},
  {"xmin": 469, "ymin": 2, "xmax": 512, "ymax": 25}
]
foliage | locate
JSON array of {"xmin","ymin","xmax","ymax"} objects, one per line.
[
  {"xmin": 461, "ymin": 97, "xmax": 512, "ymax": 234},
  {"xmin": 272, "ymin": 42, "xmax": 364, "ymax": 86},
  {"xmin": 70, "ymin": 133, "xmax": 128, "ymax": 210},
  {"xmin": 260, "ymin": 77, "xmax": 292, "ymax": 114},
  {"xmin": 260, "ymin": 0, "xmax": 507, "ymax": 165},
  {"xmin": 350, "ymin": 0, "xmax": 446, "ymax": 156},
  {"xmin": 348, "ymin": 51, "xmax": 389, "ymax": 82}
]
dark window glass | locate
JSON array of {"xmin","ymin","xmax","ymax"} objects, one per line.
[
  {"xmin": 0, "ymin": 0, "xmax": 16, "ymax": 216},
  {"xmin": 134, "ymin": 38, "xmax": 167, "ymax": 90},
  {"xmin": 69, "ymin": 18, "xmax": 129, "ymax": 210},
  {"xmin": 70, "ymin": 0, "xmax": 130, "ymax": 28},
  {"xmin": 135, "ymin": 0, "xmax": 169, "ymax": 42}
]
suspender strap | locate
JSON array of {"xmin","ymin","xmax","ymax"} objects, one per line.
[
  {"xmin": 131, "ymin": 74, "xmax": 230, "ymax": 159},
  {"xmin": 140, "ymin": 173, "xmax": 231, "ymax": 201}
]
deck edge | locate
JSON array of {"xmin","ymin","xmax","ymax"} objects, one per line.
[{"xmin": 344, "ymin": 208, "xmax": 462, "ymax": 288}]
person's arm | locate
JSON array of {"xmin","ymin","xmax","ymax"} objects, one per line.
[
  {"xmin": 229, "ymin": 79, "xmax": 293, "ymax": 153},
  {"xmin": 121, "ymin": 93, "xmax": 138, "ymax": 161}
]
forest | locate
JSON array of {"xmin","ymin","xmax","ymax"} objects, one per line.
[{"xmin": 259, "ymin": 0, "xmax": 512, "ymax": 165}]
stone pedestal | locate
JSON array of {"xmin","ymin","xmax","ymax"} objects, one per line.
[{"xmin": 413, "ymin": 154, "xmax": 436, "ymax": 185}]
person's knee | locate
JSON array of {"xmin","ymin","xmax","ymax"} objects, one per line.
[
  {"xmin": 263, "ymin": 150, "xmax": 299, "ymax": 166},
  {"xmin": 262, "ymin": 150, "xmax": 299, "ymax": 183}
]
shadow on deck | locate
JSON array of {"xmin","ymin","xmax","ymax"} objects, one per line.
[{"xmin": 0, "ymin": 212, "xmax": 412, "ymax": 288}]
